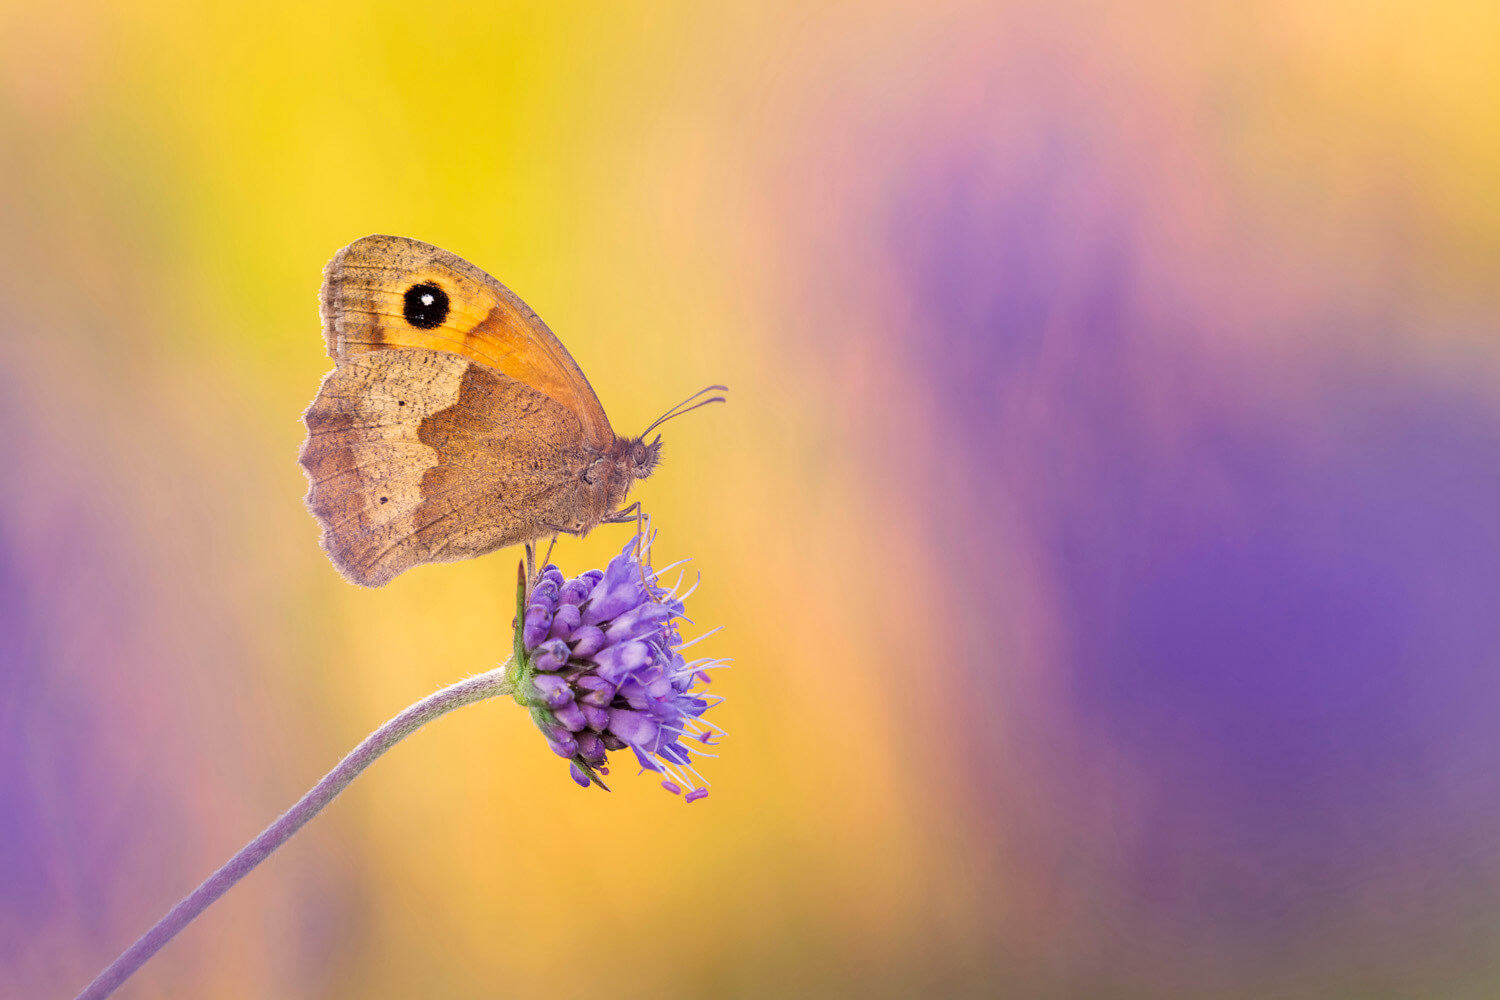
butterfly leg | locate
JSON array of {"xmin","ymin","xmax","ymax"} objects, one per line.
[
  {"xmin": 524, "ymin": 542, "xmax": 536, "ymax": 589},
  {"xmin": 601, "ymin": 502, "xmax": 642, "ymax": 525},
  {"xmin": 595, "ymin": 502, "xmax": 655, "ymax": 593},
  {"xmin": 619, "ymin": 507, "xmax": 664, "ymax": 600}
]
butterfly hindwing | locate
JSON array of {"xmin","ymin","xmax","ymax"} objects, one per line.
[{"xmin": 299, "ymin": 349, "xmax": 597, "ymax": 587}]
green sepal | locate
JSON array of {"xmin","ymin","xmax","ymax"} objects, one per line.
[{"xmin": 507, "ymin": 561, "xmax": 531, "ymax": 706}]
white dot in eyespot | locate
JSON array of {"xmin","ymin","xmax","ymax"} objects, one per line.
[{"xmin": 421, "ymin": 293, "xmax": 435, "ymax": 306}]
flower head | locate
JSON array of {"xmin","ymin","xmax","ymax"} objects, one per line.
[{"xmin": 509, "ymin": 532, "xmax": 725, "ymax": 801}]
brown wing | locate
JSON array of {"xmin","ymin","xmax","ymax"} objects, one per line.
[
  {"xmin": 320, "ymin": 234, "xmax": 614, "ymax": 451},
  {"xmin": 299, "ymin": 349, "xmax": 605, "ymax": 587}
]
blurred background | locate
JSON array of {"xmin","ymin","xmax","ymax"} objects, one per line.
[{"xmin": 3, "ymin": 1, "xmax": 1499, "ymax": 997}]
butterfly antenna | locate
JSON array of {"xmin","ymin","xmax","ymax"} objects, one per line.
[{"xmin": 640, "ymin": 385, "xmax": 728, "ymax": 437}]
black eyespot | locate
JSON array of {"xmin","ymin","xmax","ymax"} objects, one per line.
[
  {"xmin": 403, "ymin": 282, "xmax": 449, "ymax": 329},
  {"xmin": 380, "ymin": 496, "xmax": 388, "ymax": 504},
  {"xmin": 397, "ymin": 400, "xmax": 406, "ymax": 406}
]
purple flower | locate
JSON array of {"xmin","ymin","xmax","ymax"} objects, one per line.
[{"xmin": 508, "ymin": 532, "xmax": 725, "ymax": 801}]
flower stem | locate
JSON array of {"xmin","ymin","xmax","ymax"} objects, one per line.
[{"xmin": 75, "ymin": 664, "xmax": 516, "ymax": 1000}]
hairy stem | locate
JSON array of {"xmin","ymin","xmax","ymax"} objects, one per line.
[{"xmin": 76, "ymin": 664, "xmax": 516, "ymax": 1000}]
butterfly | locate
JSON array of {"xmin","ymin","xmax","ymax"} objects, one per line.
[{"xmin": 299, "ymin": 235, "xmax": 722, "ymax": 587}]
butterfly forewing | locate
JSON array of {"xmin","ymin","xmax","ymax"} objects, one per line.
[{"xmin": 320, "ymin": 234, "xmax": 614, "ymax": 450}]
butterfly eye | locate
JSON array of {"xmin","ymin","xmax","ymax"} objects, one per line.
[
  {"xmin": 632, "ymin": 441, "xmax": 647, "ymax": 465},
  {"xmin": 403, "ymin": 282, "xmax": 450, "ymax": 329}
]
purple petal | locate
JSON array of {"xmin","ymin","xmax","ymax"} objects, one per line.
[
  {"xmin": 541, "ymin": 720, "xmax": 573, "ymax": 744},
  {"xmin": 618, "ymin": 677, "xmax": 651, "ymax": 712},
  {"xmin": 576, "ymin": 731, "xmax": 606, "ymax": 764},
  {"xmin": 569, "ymin": 762, "xmax": 591, "ymax": 788},
  {"xmin": 522, "ymin": 606, "xmax": 553, "ymax": 649},
  {"xmin": 558, "ymin": 579, "xmax": 592, "ymax": 606},
  {"xmin": 581, "ymin": 552, "xmax": 649, "ymax": 625},
  {"xmin": 530, "ymin": 673, "xmax": 573, "ymax": 709},
  {"xmin": 647, "ymin": 700, "xmax": 681, "ymax": 722},
  {"xmin": 574, "ymin": 674, "xmax": 615, "ymax": 707},
  {"xmin": 547, "ymin": 603, "xmax": 582, "ymax": 641},
  {"xmin": 532, "ymin": 639, "xmax": 571, "ymax": 673},
  {"xmin": 569, "ymin": 625, "xmax": 607, "ymax": 659},
  {"xmin": 604, "ymin": 602, "xmax": 674, "ymax": 644},
  {"xmin": 593, "ymin": 641, "xmax": 653, "ymax": 684},
  {"xmin": 607, "ymin": 708, "xmax": 660, "ymax": 749},
  {"xmin": 547, "ymin": 733, "xmax": 578, "ymax": 758},
  {"xmin": 580, "ymin": 703, "xmax": 609, "ymax": 732},
  {"xmin": 631, "ymin": 745, "xmax": 663, "ymax": 771},
  {"xmin": 528, "ymin": 593, "xmax": 558, "ymax": 622},
  {"xmin": 552, "ymin": 701, "xmax": 588, "ymax": 733}
]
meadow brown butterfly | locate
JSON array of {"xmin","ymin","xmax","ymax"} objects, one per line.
[{"xmin": 299, "ymin": 235, "xmax": 722, "ymax": 587}]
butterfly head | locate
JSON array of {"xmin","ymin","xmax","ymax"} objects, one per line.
[
  {"xmin": 629, "ymin": 434, "xmax": 663, "ymax": 480},
  {"xmin": 627, "ymin": 385, "xmax": 727, "ymax": 485}
]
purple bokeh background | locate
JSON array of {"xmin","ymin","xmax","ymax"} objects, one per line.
[{"xmin": 839, "ymin": 113, "xmax": 1500, "ymax": 985}]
